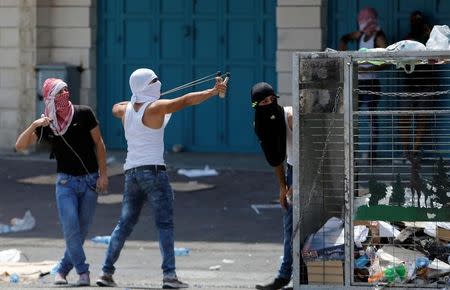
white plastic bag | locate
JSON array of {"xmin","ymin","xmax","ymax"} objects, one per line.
[
  {"xmin": 386, "ymin": 40, "xmax": 426, "ymax": 73},
  {"xmin": 426, "ymin": 25, "xmax": 450, "ymax": 50},
  {"xmin": 0, "ymin": 249, "xmax": 22, "ymax": 263},
  {"xmin": 10, "ymin": 210, "xmax": 35, "ymax": 232},
  {"xmin": 386, "ymin": 40, "xmax": 426, "ymax": 52}
]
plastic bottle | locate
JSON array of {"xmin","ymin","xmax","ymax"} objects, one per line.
[
  {"xmin": 383, "ymin": 265, "xmax": 397, "ymax": 283},
  {"xmin": 0, "ymin": 224, "xmax": 11, "ymax": 234},
  {"xmin": 366, "ymin": 246, "xmax": 377, "ymax": 261},
  {"xmin": 368, "ymin": 271, "xmax": 383, "ymax": 283},
  {"xmin": 50, "ymin": 263, "xmax": 59, "ymax": 275},
  {"xmin": 415, "ymin": 257, "xmax": 430, "ymax": 269},
  {"xmin": 394, "ymin": 264, "xmax": 407, "ymax": 280},
  {"xmin": 174, "ymin": 247, "xmax": 190, "ymax": 256},
  {"xmin": 91, "ymin": 236, "xmax": 111, "ymax": 244},
  {"xmin": 9, "ymin": 273, "xmax": 19, "ymax": 283},
  {"xmin": 355, "ymin": 254, "xmax": 369, "ymax": 268}
]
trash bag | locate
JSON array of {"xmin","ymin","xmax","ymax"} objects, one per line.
[
  {"xmin": 0, "ymin": 249, "xmax": 22, "ymax": 263},
  {"xmin": 386, "ymin": 40, "xmax": 427, "ymax": 74},
  {"xmin": 10, "ymin": 210, "xmax": 35, "ymax": 232},
  {"xmin": 386, "ymin": 40, "xmax": 427, "ymax": 52},
  {"xmin": 426, "ymin": 25, "xmax": 450, "ymax": 50}
]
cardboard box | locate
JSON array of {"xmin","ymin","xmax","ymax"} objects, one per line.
[
  {"xmin": 437, "ymin": 226, "xmax": 450, "ymax": 242},
  {"xmin": 306, "ymin": 260, "xmax": 344, "ymax": 285}
]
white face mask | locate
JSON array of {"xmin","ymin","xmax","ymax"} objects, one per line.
[
  {"xmin": 149, "ymin": 80, "xmax": 162, "ymax": 97},
  {"xmin": 129, "ymin": 68, "xmax": 161, "ymax": 104}
]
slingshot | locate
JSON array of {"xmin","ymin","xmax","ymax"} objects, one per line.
[{"xmin": 161, "ymin": 71, "xmax": 230, "ymax": 97}]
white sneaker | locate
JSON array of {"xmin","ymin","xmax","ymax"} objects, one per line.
[
  {"xmin": 54, "ymin": 272, "xmax": 68, "ymax": 285},
  {"xmin": 76, "ymin": 272, "xmax": 90, "ymax": 287}
]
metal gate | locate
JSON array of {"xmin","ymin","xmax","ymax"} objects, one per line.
[{"xmin": 293, "ymin": 50, "xmax": 450, "ymax": 289}]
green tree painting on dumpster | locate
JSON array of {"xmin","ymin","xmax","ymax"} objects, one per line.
[
  {"xmin": 356, "ymin": 155, "xmax": 450, "ymax": 221},
  {"xmin": 390, "ymin": 174, "xmax": 405, "ymax": 206},
  {"xmin": 368, "ymin": 176, "xmax": 386, "ymax": 206},
  {"xmin": 431, "ymin": 157, "xmax": 450, "ymax": 207}
]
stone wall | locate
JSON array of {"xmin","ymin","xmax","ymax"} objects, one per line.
[
  {"xmin": 276, "ymin": 0, "xmax": 326, "ymax": 106},
  {"xmin": 0, "ymin": 0, "xmax": 96, "ymax": 150}
]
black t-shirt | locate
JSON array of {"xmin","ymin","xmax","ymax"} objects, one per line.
[{"xmin": 36, "ymin": 105, "xmax": 99, "ymax": 176}]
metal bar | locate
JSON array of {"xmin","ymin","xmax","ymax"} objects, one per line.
[
  {"xmin": 297, "ymin": 50, "xmax": 450, "ymax": 60},
  {"xmin": 292, "ymin": 52, "xmax": 301, "ymax": 290},
  {"xmin": 355, "ymin": 110, "xmax": 450, "ymax": 115},
  {"xmin": 343, "ymin": 56, "xmax": 353, "ymax": 287}
]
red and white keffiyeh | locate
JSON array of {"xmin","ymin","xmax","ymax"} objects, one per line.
[{"xmin": 42, "ymin": 78, "xmax": 74, "ymax": 135}]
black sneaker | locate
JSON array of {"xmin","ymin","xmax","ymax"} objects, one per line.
[
  {"xmin": 255, "ymin": 277, "xmax": 290, "ymax": 290},
  {"xmin": 96, "ymin": 274, "xmax": 117, "ymax": 287},
  {"xmin": 163, "ymin": 276, "xmax": 189, "ymax": 289}
]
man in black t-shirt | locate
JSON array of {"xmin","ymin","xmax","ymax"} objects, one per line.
[{"xmin": 15, "ymin": 78, "xmax": 108, "ymax": 287}]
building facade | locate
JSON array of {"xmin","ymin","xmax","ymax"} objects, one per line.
[{"xmin": 2, "ymin": 0, "xmax": 446, "ymax": 153}]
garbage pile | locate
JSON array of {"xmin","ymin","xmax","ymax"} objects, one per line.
[
  {"xmin": 301, "ymin": 217, "xmax": 450, "ymax": 287},
  {"xmin": 0, "ymin": 249, "xmax": 57, "ymax": 284}
]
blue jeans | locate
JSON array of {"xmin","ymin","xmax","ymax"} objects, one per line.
[
  {"xmin": 102, "ymin": 167, "xmax": 176, "ymax": 278},
  {"xmin": 55, "ymin": 172, "xmax": 98, "ymax": 275},
  {"xmin": 278, "ymin": 164, "xmax": 293, "ymax": 280}
]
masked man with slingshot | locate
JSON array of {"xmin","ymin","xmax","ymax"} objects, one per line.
[
  {"xmin": 96, "ymin": 68, "xmax": 227, "ymax": 288},
  {"xmin": 15, "ymin": 78, "xmax": 108, "ymax": 286}
]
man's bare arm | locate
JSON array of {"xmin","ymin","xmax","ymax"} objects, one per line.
[
  {"xmin": 15, "ymin": 116, "xmax": 52, "ymax": 151},
  {"xmin": 149, "ymin": 77, "xmax": 227, "ymax": 116},
  {"xmin": 112, "ymin": 101, "xmax": 129, "ymax": 119}
]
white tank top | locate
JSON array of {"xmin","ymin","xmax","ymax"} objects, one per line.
[
  {"xmin": 284, "ymin": 106, "xmax": 293, "ymax": 166},
  {"xmin": 123, "ymin": 102, "xmax": 170, "ymax": 170},
  {"xmin": 358, "ymin": 33, "xmax": 377, "ymax": 80}
]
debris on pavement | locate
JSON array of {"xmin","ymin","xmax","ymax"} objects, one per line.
[
  {"xmin": 170, "ymin": 181, "xmax": 215, "ymax": 192},
  {"xmin": 0, "ymin": 210, "xmax": 36, "ymax": 234},
  {"xmin": 0, "ymin": 250, "xmax": 23, "ymax": 263},
  {"xmin": 0, "ymin": 260, "xmax": 57, "ymax": 283},
  {"xmin": 91, "ymin": 235, "xmax": 111, "ymax": 245},
  {"xmin": 209, "ymin": 265, "xmax": 221, "ymax": 271},
  {"xmin": 174, "ymin": 247, "xmax": 190, "ymax": 256},
  {"xmin": 177, "ymin": 165, "xmax": 218, "ymax": 178}
]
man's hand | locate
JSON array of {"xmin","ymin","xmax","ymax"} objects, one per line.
[
  {"xmin": 279, "ymin": 186, "xmax": 289, "ymax": 209},
  {"xmin": 96, "ymin": 174, "xmax": 108, "ymax": 194},
  {"xmin": 33, "ymin": 116, "xmax": 52, "ymax": 128},
  {"xmin": 286, "ymin": 186, "xmax": 293, "ymax": 205},
  {"xmin": 212, "ymin": 76, "xmax": 227, "ymax": 96}
]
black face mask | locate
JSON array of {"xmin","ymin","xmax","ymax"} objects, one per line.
[
  {"xmin": 411, "ymin": 22, "xmax": 424, "ymax": 35},
  {"xmin": 254, "ymin": 102, "xmax": 286, "ymax": 167}
]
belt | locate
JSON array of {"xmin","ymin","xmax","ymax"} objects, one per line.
[{"xmin": 124, "ymin": 165, "xmax": 166, "ymax": 174}]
